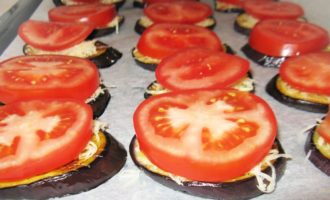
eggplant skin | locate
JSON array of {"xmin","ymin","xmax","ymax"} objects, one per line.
[
  {"xmin": 52, "ymin": 0, "xmax": 126, "ymax": 10},
  {"xmin": 129, "ymin": 136, "xmax": 287, "ymax": 200},
  {"xmin": 87, "ymin": 16, "xmax": 125, "ymax": 39},
  {"xmin": 90, "ymin": 84, "xmax": 111, "ymax": 119},
  {"xmin": 91, "ymin": 45, "xmax": 123, "ymax": 69},
  {"xmin": 266, "ymin": 75, "xmax": 328, "ymax": 113},
  {"xmin": 234, "ymin": 14, "xmax": 251, "ymax": 36},
  {"xmin": 305, "ymin": 128, "xmax": 330, "ymax": 176},
  {"xmin": 133, "ymin": 0, "xmax": 144, "ymax": 8},
  {"xmin": 0, "ymin": 132, "xmax": 127, "ymax": 200},
  {"xmin": 241, "ymin": 44, "xmax": 286, "ymax": 68}
]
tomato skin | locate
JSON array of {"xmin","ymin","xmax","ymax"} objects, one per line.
[
  {"xmin": 18, "ymin": 20, "xmax": 94, "ymax": 51},
  {"xmin": 134, "ymin": 89, "xmax": 277, "ymax": 182},
  {"xmin": 49, "ymin": 4, "xmax": 116, "ymax": 28},
  {"xmin": 144, "ymin": 1, "xmax": 212, "ymax": 24},
  {"xmin": 217, "ymin": 0, "xmax": 271, "ymax": 6},
  {"xmin": 0, "ymin": 99, "xmax": 93, "ymax": 181},
  {"xmin": 317, "ymin": 110, "xmax": 330, "ymax": 144},
  {"xmin": 244, "ymin": 1, "xmax": 304, "ymax": 20},
  {"xmin": 249, "ymin": 19, "xmax": 330, "ymax": 57},
  {"xmin": 0, "ymin": 55, "xmax": 99, "ymax": 104},
  {"xmin": 137, "ymin": 23, "xmax": 223, "ymax": 60},
  {"xmin": 155, "ymin": 48, "xmax": 249, "ymax": 91},
  {"xmin": 279, "ymin": 52, "xmax": 330, "ymax": 96}
]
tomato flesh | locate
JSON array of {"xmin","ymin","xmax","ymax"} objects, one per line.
[
  {"xmin": 244, "ymin": 1, "xmax": 304, "ymax": 20},
  {"xmin": 18, "ymin": 20, "xmax": 94, "ymax": 51},
  {"xmin": 279, "ymin": 52, "xmax": 330, "ymax": 96},
  {"xmin": 144, "ymin": 1, "xmax": 212, "ymax": 24},
  {"xmin": 145, "ymin": 0, "xmax": 196, "ymax": 5},
  {"xmin": 0, "ymin": 55, "xmax": 99, "ymax": 104},
  {"xmin": 155, "ymin": 48, "xmax": 249, "ymax": 91},
  {"xmin": 316, "ymin": 110, "xmax": 330, "ymax": 144},
  {"xmin": 249, "ymin": 19, "xmax": 329, "ymax": 57},
  {"xmin": 137, "ymin": 23, "xmax": 223, "ymax": 60},
  {"xmin": 49, "ymin": 3, "xmax": 117, "ymax": 28},
  {"xmin": 0, "ymin": 99, "xmax": 93, "ymax": 181},
  {"xmin": 134, "ymin": 89, "xmax": 277, "ymax": 181}
]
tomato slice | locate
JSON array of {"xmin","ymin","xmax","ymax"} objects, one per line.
[
  {"xmin": 155, "ymin": 48, "xmax": 249, "ymax": 90},
  {"xmin": 279, "ymin": 52, "xmax": 330, "ymax": 96},
  {"xmin": 49, "ymin": 3, "xmax": 116, "ymax": 28},
  {"xmin": 243, "ymin": 1, "xmax": 304, "ymax": 20},
  {"xmin": 0, "ymin": 99, "xmax": 93, "ymax": 181},
  {"xmin": 137, "ymin": 23, "xmax": 223, "ymax": 60},
  {"xmin": 249, "ymin": 19, "xmax": 329, "ymax": 57},
  {"xmin": 316, "ymin": 110, "xmax": 330, "ymax": 144},
  {"xmin": 134, "ymin": 89, "xmax": 277, "ymax": 182},
  {"xmin": 144, "ymin": 1, "xmax": 212, "ymax": 24},
  {"xmin": 0, "ymin": 55, "xmax": 99, "ymax": 104},
  {"xmin": 69, "ymin": 0, "xmax": 102, "ymax": 3},
  {"xmin": 18, "ymin": 20, "xmax": 94, "ymax": 51}
]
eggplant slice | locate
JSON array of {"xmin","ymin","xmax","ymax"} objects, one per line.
[
  {"xmin": 132, "ymin": 44, "xmax": 235, "ymax": 71},
  {"xmin": 52, "ymin": 0, "xmax": 126, "ymax": 10},
  {"xmin": 87, "ymin": 16, "xmax": 125, "ymax": 39},
  {"xmin": 23, "ymin": 41, "xmax": 122, "ymax": 69},
  {"xmin": 241, "ymin": 44, "xmax": 286, "ymax": 68},
  {"xmin": 0, "ymin": 131, "xmax": 127, "ymax": 199},
  {"xmin": 305, "ymin": 127, "xmax": 330, "ymax": 176},
  {"xmin": 133, "ymin": 0, "xmax": 144, "ymax": 8},
  {"xmin": 130, "ymin": 136, "xmax": 287, "ymax": 200},
  {"xmin": 234, "ymin": 13, "xmax": 252, "ymax": 36},
  {"xmin": 266, "ymin": 75, "xmax": 328, "ymax": 113},
  {"xmin": 90, "ymin": 84, "xmax": 111, "ymax": 118},
  {"xmin": 134, "ymin": 17, "xmax": 216, "ymax": 35}
]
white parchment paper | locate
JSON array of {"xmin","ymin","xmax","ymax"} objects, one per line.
[{"xmin": 0, "ymin": 0, "xmax": 329, "ymax": 199}]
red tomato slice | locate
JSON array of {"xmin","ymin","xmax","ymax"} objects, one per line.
[
  {"xmin": 70, "ymin": 0, "xmax": 101, "ymax": 3},
  {"xmin": 134, "ymin": 89, "xmax": 277, "ymax": 182},
  {"xmin": 0, "ymin": 99, "xmax": 93, "ymax": 181},
  {"xmin": 49, "ymin": 3, "xmax": 116, "ymax": 28},
  {"xmin": 244, "ymin": 1, "xmax": 304, "ymax": 20},
  {"xmin": 18, "ymin": 20, "xmax": 94, "ymax": 51},
  {"xmin": 137, "ymin": 23, "xmax": 223, "ymax": 60},
  {"xmin": 155, "ymin": 48, "xmax": 249, "ymax": 90},
  {"xmin": 0, "ymin": 55, "xmax": 99, "ymax": 104},
  {"xmin": 279, "ymin": 52, "xmax": 330, "ymax": 96},
  {"xmin": 317, "ymin": 110, "xmax": 330, "ymax": 144},
  {"xmin": 145, "ymin": 0, "xmax": 196, "ymax": 5},
  {"xmin": 249, "ymin": 19, "xmax": 329, "ymax": 57},
  {"xmin": 144, "ymin": 1, "xmax": 212, "ymax": 24}
]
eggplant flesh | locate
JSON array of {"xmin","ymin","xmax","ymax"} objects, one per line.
[
  {"xmin": 234, "ymin": 14, "xmax": 251, "ymax": 36},
  {"xmin": 266, "ymin": 75, "xmax": 328, "ymax": 113},
  {"xmin": 305, "ymin": 128, "xmax": 330, "ymax": 176},
  {"xmin": 129, "ymin": 136, "xmax": 287, "ymax": 200},
  {"xmin": 0, "ymin": 131, "xmax": 127, "ymax": 199},
  {"xmin": 241, "ymin": 44, "xmax": 286, "ymax": 68}
]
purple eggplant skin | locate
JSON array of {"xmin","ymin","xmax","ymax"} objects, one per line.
[
  {"xmin": 241, "ymin": 44, "xmax": 286, "ymax": 68},
  {"xmin": 87, "ymin": 17, "xmax": 125, "ymax": 39},
  {"xmin": 0, "ymin": 132, "xmax": 127, "ymax": 199},
  {"xmin": 305, "ymin": 127, "xmax": 330, "ymax": 176},
  {"xmin": 233, "ymin": 13, "xmax": 251, "ymax": 36},
  {"xmin": 129, "ymin": 136, "xmax": 287, "ymax": 200},
  {"xmin": 90, "ymin": 84, "xmax": 111, "ymax": 119},
  {"xmin": 266, "ymin": 75, "xmax": 328, "ymax": 113},
  {"xmin": 90, "ymin": 45, "xmax": 123, "ymax": 69}
]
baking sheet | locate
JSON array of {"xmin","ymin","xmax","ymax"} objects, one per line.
[{"xmin": 0, "ymin": 0, "xmax": 329, "ymax": 199}]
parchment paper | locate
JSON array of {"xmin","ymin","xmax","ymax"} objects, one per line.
[{"xmin": 0, "ymin": 0, "xmax": 329, "ymax": 199}]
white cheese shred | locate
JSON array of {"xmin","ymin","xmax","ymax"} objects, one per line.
[
  {"xmin": 78, "ymin": 120, "xmax": 109, "ymax": 160},
  {"xmin": 250, "ymin": 149, "xmax": 291, "ymax": 193},
  {"xmin": 85, "ymin": 86, "xmax": 106, "ymax": 103}
]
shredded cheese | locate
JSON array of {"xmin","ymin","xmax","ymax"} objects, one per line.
[
  {"xmin": 250, "ymin": 149, "xmax": 291, "ymax": 193},
  {"xmin": 85, "ymin": 86, "xmax": 106, "ymax": 103}
]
